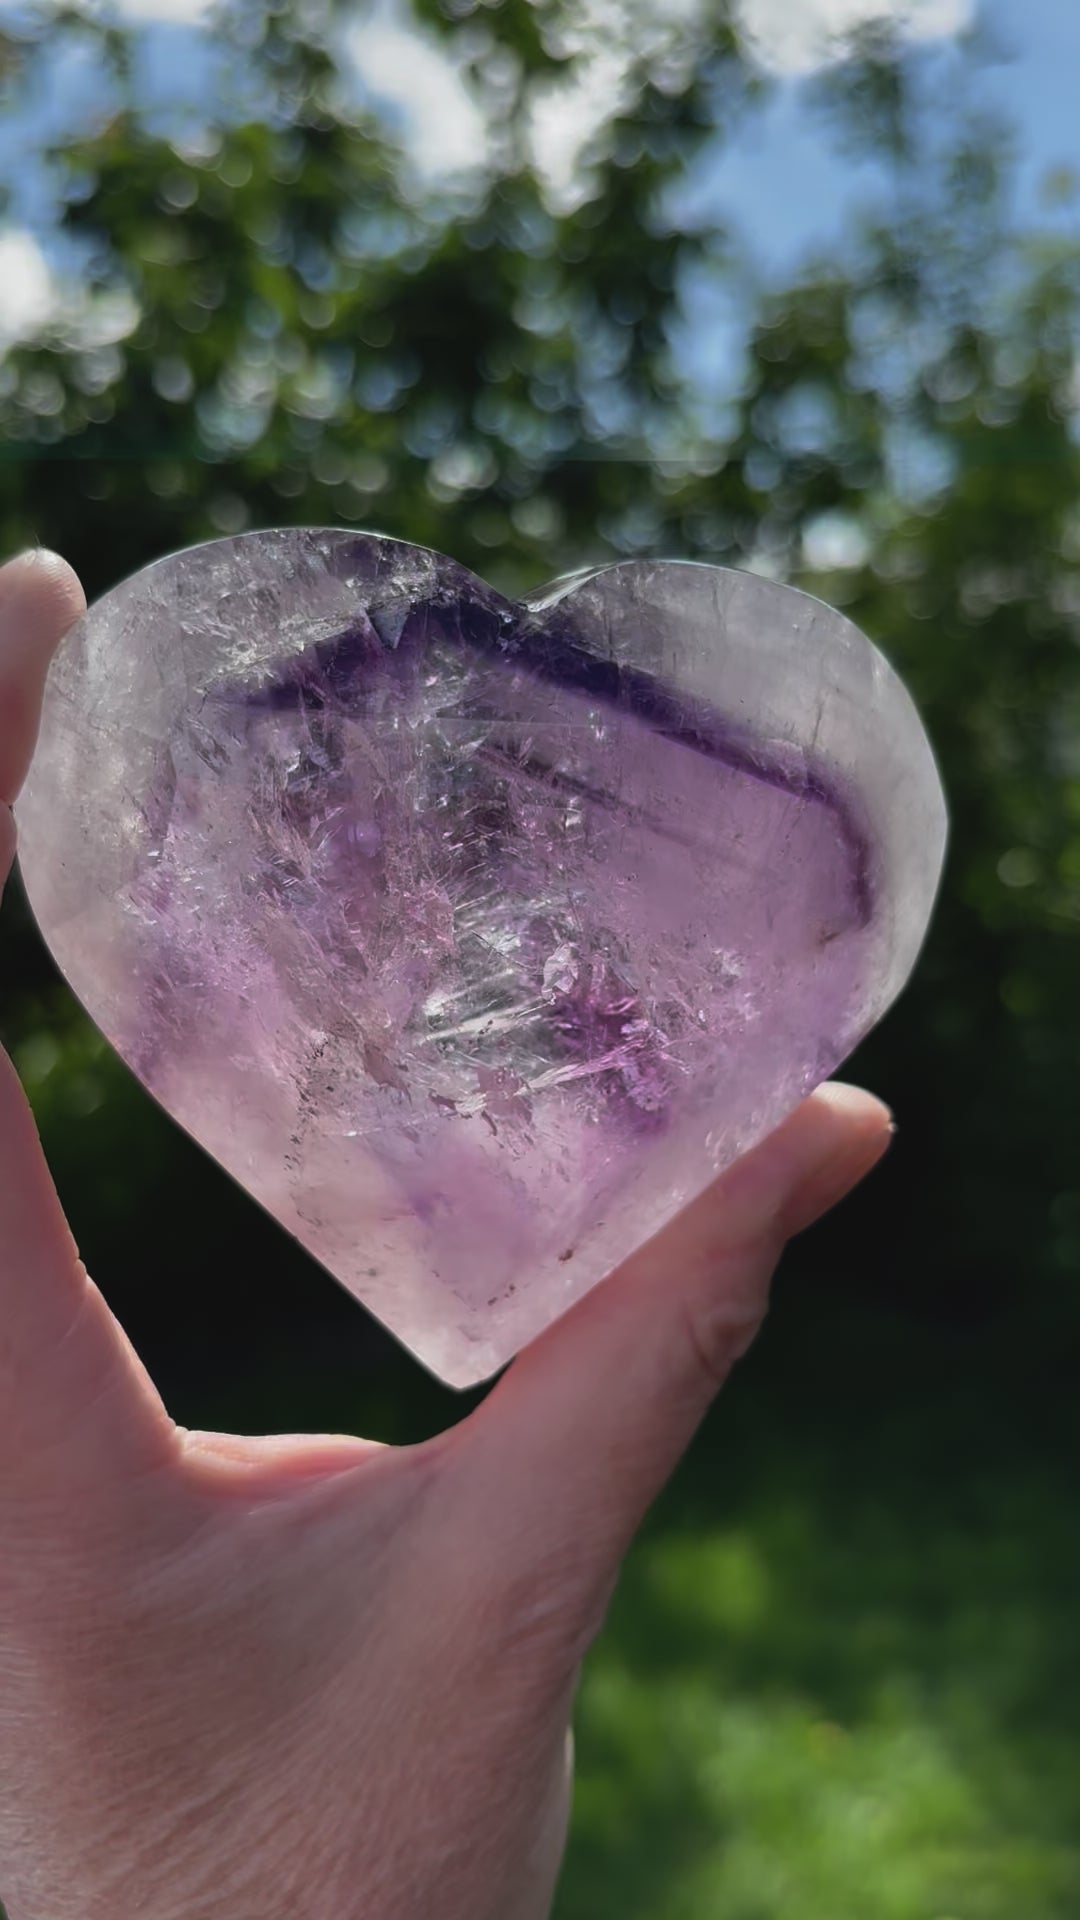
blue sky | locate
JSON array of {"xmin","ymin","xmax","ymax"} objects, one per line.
[
  {"xmin": 0, "ymin": 0, "xmax": 1078, "ymax": 344},
  {"xmin": 707, "ymin": 0, "xmax": 1080, "ymax": 278}
]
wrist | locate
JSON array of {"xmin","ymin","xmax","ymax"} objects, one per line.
[{"xmin": 0, "ymin": 1750, "xmax": 323, "ymax": 1920}]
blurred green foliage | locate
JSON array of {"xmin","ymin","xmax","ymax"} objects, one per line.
[{"xmin": 2, "ymin": 3, "xmax": 1080, "ymax": 1916}]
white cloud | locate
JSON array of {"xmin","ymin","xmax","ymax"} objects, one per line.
[
  {"xmin": 107, "ymin": 0, "xmax": 217, "ymax": 20},
  {"xmin": 0, "ymin": 228, "xmax": 143, "ymax": 357},
  {"xmin": 737, "ymin": 0, "xmax": 974, "ymax": 76},
  {"xmin": 528, "ymin": 47, "xmax": 626, "ymax": 209},
  {"xmin": 47, "ymin": 0, "xmax": 218, "ymax": 19},
  {"xmin": 0, "ymin": 229, "xmax": 59, "ymax": 345},
  {"xmin": 344, "ymin": 11, "xmax": 487, "ymax": 178},
  {"xmin": 527, "ymin": 0, "xmax": 710, "ymax": 210}
]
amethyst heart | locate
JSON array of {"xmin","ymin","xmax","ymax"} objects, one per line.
[{"xmin": 16, "ymin": 530, "xmax": 946, "ymax": 1385}]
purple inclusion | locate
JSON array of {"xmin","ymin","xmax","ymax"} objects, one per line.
[
  {"xmin": 234, "ymin": 582, "xmax": 875, "ymax": 934},
  {"xmin": 127, "ymin": 556, "xmax": 876, "ymax": 1152},
  {"xmin": 126, "ymin": 561, "xmax": 882, "ymax": 1206},
  {"xmin": 148, "ymin": 568, "xmax": 876, "ymax": 1190}
]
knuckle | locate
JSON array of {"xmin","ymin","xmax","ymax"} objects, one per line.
[{"xmin": 677, "ymin": 1269, "xmax": 769, "ymax": 1393}]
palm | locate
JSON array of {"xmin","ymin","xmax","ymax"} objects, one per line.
[{"xmin": 3, "ymin": 1147, "xmax": 575, "ymax": 1920}]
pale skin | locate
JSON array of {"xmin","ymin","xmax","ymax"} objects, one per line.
[{"xmin": 0, "ymin": 549, "xmax": 893, "ymax": 1920}]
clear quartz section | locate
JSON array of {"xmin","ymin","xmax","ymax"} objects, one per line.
[{"xmin": 16, "ymin": 530, "xmax": 946, "ymax": 1386}]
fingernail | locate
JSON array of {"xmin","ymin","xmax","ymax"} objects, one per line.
[{"xmin": 782, "ymin": 1122, "xmax": 894, "ymax": 1238}]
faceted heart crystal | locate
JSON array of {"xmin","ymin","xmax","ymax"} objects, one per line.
[{"xmin": 17, "ymin": 530, "xmax": 946, "ymax": 1385}]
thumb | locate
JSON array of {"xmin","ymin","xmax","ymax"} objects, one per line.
[{"xmin": 451, "ymin": 1084, "xmax": 892, "ymax": 1607}]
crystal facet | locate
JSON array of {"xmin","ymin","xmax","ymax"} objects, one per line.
[{"xmin": 16, "ymin": 531, "xmax": 946, "ymax": 1385}]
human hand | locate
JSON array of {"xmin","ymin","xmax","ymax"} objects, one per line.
[{"xmin": 0, "ymin": 549, "xmax": 893, "ymax": 1920}]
